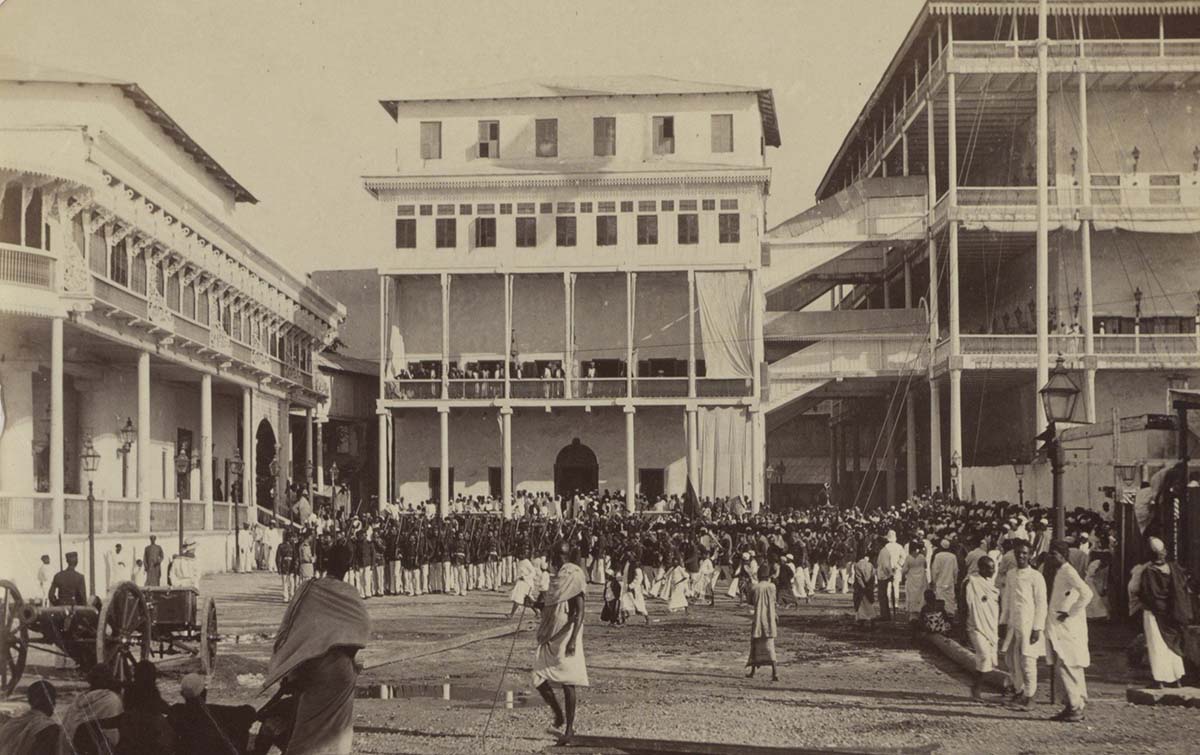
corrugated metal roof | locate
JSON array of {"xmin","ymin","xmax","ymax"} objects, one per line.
[
  {"xmin": 381, "ymin": 75, "xmax": 781, "ymax": 148},
  {"xmin": 0, "ymin": 55, "xmax": 257, "ymax": 203}
]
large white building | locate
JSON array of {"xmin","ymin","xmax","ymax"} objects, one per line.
[
  {"xmin": 0, "ymin": 58, "xmax": 344, "ymax": 593},
  {"xmin": 363, "ymin": 76, "xmax": 781, "ymax": 515},
  {"xmin": 763, "ymin": 0, "xmax": 1200, "ymax": 512}
]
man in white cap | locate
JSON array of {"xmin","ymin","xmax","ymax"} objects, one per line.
[
  {"xmin": 1128, "ymin": 536, "xmax": 1193, "ymax": 689},
  {"xmin": 169, "ymin": 539, "xmax": 201, "ymax": 590},
  {"xmin": 929, "ymin": 539, "xmax": 960, "ymax": 618},
  {"xmin": 965, "ymin": 555, "xmax": 999, "ymax": 700}
]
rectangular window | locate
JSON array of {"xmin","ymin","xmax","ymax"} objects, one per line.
[
  {"xmin": 500, "ymin": 203, "xmax": 513, "ymax": 215},
  {"xmin": 539, "ymin": 202, "xmax": 553, "ymax": 214},
  {"xmin": 474, "ymin": 217, "xmax": 496, "ymax": 248},
  {"xmin": 459, "ymin": 204, "xmax": 472, "ymax": 216},
  {"xmin": 579, "ymin": 202, "xmax": 593, "ymax": 213},
  {"xmin": 620, "ymin": 200, "xmax": 633, "ymax": 213},
  {"xmin": 711, "ymin": 114, "xmax": 734, "ymax": 153},
  {"xmin": 397, "ymin": 204, "xmax": 415, "ymax": 216},
  {"xmin": 420, "ymin": 121, "xmax": 442, "ymax": 159},
  {"xmin": 720, "ymin": 198, "xmax": 738, "ymax": 210},
  {"xmin": 477, "ymin": 203, "xmax": 495, "ymax": 215},
  {"xmin": 435, "ymin": 218, "xmax": 457, "ymax": 248},
  {"xmin": 477, "ymin": 120, "xmax": 500, "ymax": 158},
  {"xmin": 395, "ymin": 218, "xmax": 416, "ymax": 249},
  {"xmin": 718, "ymin": 213, "xmax": 740, "ymax": 243},
  {"xmin": 183, "ymin": 282, "xmax": 196, "ymax": 319},
  {"xmin": 596, "ymin": 215, "xmax": 618, "ymax": 246},
  {"xmin": 536, "ymin": 118, "xmax": 558, "ymax": 157},
  {"xmin": 679, "ymin": 199, "xmax": 698, "ymax": 211},
  {"xmin": 637, "ymin": 215, "xmax": 658, "ymax": 245},
  {"xmin": 517, "ymin": 202, "xmax": 536, "ymax": 215},
  {"xmin": 598, "ymin": 201, "xmax": 616, "ymax": 213},
  {"xmin": 638, "ymin": 200, "xmax": 656, "ymax": 212},
  {"xmin": 556, "ymin": 216, "xmax": 576, "ymax": 247},
  {"xmin": 661, "ymin": 200, "xmax": 675, "ymax": 212},
  {"xmin": 653, "ymin": 116, "xmax": 675, "ymax": 154},
  {"xmin": 167, "ymin": 274, "xmax": 181, "ymax": 312},
  {"xmin": 109, "ymin": 242, "xmax": 128, "ymax": 287},
  {"xmin": 437, "ymin": 204, "xmax": 455, "ymax": 215},
  {"xmin": 702, "ymin": 199, "xmax": 716, "ymax": 211},
  {"xmin": 515, "ymin": 217, "xmax": 537, "ymax": 247},
  {"xmin": 556, "ymin": 202, "xmax": 575, "ymax": 214},
  {"xmin": 593, "ymin": 116, "xmax": 616, "ymax": 156},
  {"xmin": 678, "ymin": 213, "xmax": 699, "ymax": 244},
  {"xmin": 197, "ymin": 293, "xmax": 209, "ymax": 325},
  {"xmin": 419, "ymin": 204, "xmax": 433, "ymax": 216}
]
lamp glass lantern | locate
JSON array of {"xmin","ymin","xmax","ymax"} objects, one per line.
[
  {"xmin": 80, "ymin": 437, "xmax": 101, "ymax": 476},
  {"xmin": 1039, "ymin": 356, "xmax": 1080, "ymax": 425},
  {"xmin": 1115, "ymin": 463, "xmax": 1139, "ymax": 487},
  {"xmin": 118, "ymin": 417, "xmax": 136, "ymax": 450},
  {"xmin": 1011, "ymin": 458, "xmax": 1027, "ymax": 479},
  {"xmin": 174, "ymin": 448, "xmax": 191, "ymax": 476}
]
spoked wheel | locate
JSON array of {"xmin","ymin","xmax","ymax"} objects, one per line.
[
  {"xmin": 96, "ymin": 581, "xmax": 151, "ymax": 685},
  {"xmin": 0, "ymin": 580, "xmax": 28, "ymax": 697},
  {"xmin": 199, "ymin": 597, "xmax": 218, "ymax": 674}
]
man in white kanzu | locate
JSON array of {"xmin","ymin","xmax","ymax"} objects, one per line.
[
  {"xmin": 1000, "ymin": 540, "xmax": 1046, "ymax": 712},
  {"xmin": 533, "ymin": 543, "xmax": 587, "ymax": 746},
  {"xmin": 964, "ymin": 555, "xmax": 999, "ymax": 701},
  {"xmin": 1044, "ymin": 540, "xmax": 1093, "ymax": 722},
  {"xmin": 169, "ymin": 539, "xmax": 201, "ymax": 590}
]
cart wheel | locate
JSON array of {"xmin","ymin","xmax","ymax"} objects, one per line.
[
  {"xmin": 96, "ymin": 581, "xmax": 151, "ymax": 685},
  {"xmin": 199, "ymin": 597, "xmax": 218, "ymax": 674},
  {"xmin": 0, "ymin": 580, "xmax": 28, "ymax": 697}
]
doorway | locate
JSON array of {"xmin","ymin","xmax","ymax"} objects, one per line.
[
  {"xmin": 638, "ymin": 468, "xmax": 665, "ymax": 501},
  {"xmin": 554, "ymin": 438, "xmax": 598, "ymax": 497},
  {"xmin": 255, "ymin": 419, "xmax": 276, "ymax": 511}
]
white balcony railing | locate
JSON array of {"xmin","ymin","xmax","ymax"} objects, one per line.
[{"xmin": 0, "ymin": 243, "xmax": 56, "ymax": 290}]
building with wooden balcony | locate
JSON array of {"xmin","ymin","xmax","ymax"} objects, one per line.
[
  {"xmin": 363, "ymin": 77, "xmax": 780, "ymax": 515},
  {"xmin": 764, "ymin": 1, "xmax": 1200, "ymax": 511},
  {"xmin": 0, "ymin": 58, "xmax": 344, "ymax": 592}
]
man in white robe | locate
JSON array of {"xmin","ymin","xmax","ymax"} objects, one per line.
[
  {"xmin": 965, "ymin": 556, "xmax": 999, "ymax": 700},
  {"xmin": 103, "ymin": 543, "xmax": 132, "ymax": 595},
  {"xmin": 1000, "ymin": 540, "xmax": 1046, "ymax": 711},
  {"xmin": 929, "ymin": 540, "xmax": 959, "ymax": 617},
  {"xmin": 876, "ymin": 530, "xmax": 906, "ymax": 616},
  {"xmin": 1045, "ymin": 540, "xmax": 1092, "ymax": 722}
]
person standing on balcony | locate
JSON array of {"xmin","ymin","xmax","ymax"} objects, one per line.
[{"xmin": 144, "ymin": 535, "xmax": 164, "ymax": 587}]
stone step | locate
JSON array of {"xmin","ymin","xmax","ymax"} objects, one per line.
[{"xmin": 1125, "ymin": 686, "xmax": 1200, "ymax": 707}]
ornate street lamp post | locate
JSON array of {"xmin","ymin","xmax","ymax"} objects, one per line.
[
  {"xmin": 949, "ymin": 451, "xmax": 961, "ymax": 501},
  {"xmin": 1011, "ymin": 458, "xmax": 1027, "ymax": 507},
  {"xmin": 229, "ymin": 449, "xmax": 244, "ymax": 570},
  {"xmin": 1038, "ymin": 355, "xmax": 1081, "ymax": 540},
  {"xmin": 117, "ymin": 417, "xmax": 136, "ymax": 498},
  {"xmin": 80, "ymin": 437, "xmax": 101, "ymax": 598},
  {"xmin": 174, "ymin": 449, "xmax": 191, "ymax": 551}
]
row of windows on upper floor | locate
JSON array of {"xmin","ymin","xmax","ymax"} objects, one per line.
[
  {"xmin": 396, "ymin": 213, "xmax": 740, "ymax": 249},
  {"xmin": 417, "ymin": 114, "xmax": 736, "ymax": 160}
]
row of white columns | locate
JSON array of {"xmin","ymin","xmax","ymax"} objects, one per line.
[
  {"xmin": 41, "ymin": 315, "xmax": 304, "ymax": 535},
  {"xmin": 377, "ymin": 402, "xmax": 714, "ymax": 519}
]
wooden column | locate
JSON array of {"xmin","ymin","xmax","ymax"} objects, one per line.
[
  {"xmin": 501, "ymin": 406, "xmax": 512, "ymax": 518},
  {"xmin": 201, "ymin": 373, "xmax": 213, "ymax": 530},
  {"xmin": 1079, "ymin": 70, "xmax": 1097, "ymax": 423},
  {"xmin": 439, "ymin": 406, "xmax": 450, "ymax": 517},
  {"xmin": 50, "ymin": 317, "xmax": 64, "ymax": 534},
  {"xmin": 625, "ymin": 406, "xmax": 636, "ymax": 513},
  {"xmin": 1035, "ymin": 0, "xmax": 1051, "ymax": 431},
  {"xmin": 138, "ymin": 350, "xmax": 151, "ymax": 532}
]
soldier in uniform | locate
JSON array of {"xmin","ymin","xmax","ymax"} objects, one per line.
[
  {"xmin": 276, "ymin": 530, "xmax": 296, "ymax": 602},
  {"xmin": 401, "ymin": 526, "xmax": 420, "ymax": 596},
  {"xmin": 452, "ymin": 525, "xmax": 469, "ymax": 597}
]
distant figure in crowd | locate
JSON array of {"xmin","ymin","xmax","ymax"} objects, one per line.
[
  {"xmin": 1045, "ymin": 540, "xmax": 1092, "ymax": 722},
  {"xmin": 876, "ymin": 530, "xmax": 905, "ymax": 616},
  {"xmin": 853, "ymin": 549, "xmax": 877, "ymax": 626},
  {"xmin": 144, "ymin": 534, "xmax": 164, "ymax": 586},
  {"xmin": 36, "ymin": 554, "xmax": 52, "ymax": 603},
  {"xmin": 533, "ymin": 543, "xmax": 588, "ymax": 746},
  {"xmin": 277, "ymin": 529, "xmax": 297, "ymax": 602},
  {"xmin": 902, "ymin": 541, "xmax": 928, "ymax": 621},
  {"xmin": 105, "ymin": 542, "xmax": 131, "ymax": 594},
  {"xmin": 169, "ymin": 673, "xmax": 256, "ymax": 755},
  {"xmin": 929, "ymin": 539, "xmax": 959, "ymax": 618},
  {"xmin": 964, "ymin": 555, "xmax": 999, "ymax": 700},
  {"xmin": 1000, "ymin": 540, "xmax": 1047, "ymax": 712},
  {"xmin": 746, "ymin": 564, "xmax": 778, "ymax": 681},
  {"xmin": 169, "ymin": 539, "xmax": 200, "ymax": 590},
  {"xmin": 117, "ymin": 659, "xmax": 176, "ymax": 753},
  {"xmin": 262, "ymin": 543, "xmax": 370, "ymax": 754},
  {"xmin": 49, "ymin": 551, "xmax": 87, "ymax": 606},
  {"xmin": 1129, "ymin": 536, "xmax": 1193, "ymax": 689},
  {"xmin": 64, "ymin": 687, "xmax": 123, "ymax": 754},
  {"xmin": 0, "ymin": 680, "xmax": 62, "ymax": 755}
]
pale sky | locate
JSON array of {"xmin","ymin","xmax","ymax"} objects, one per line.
[{"xmin": 0, "ymin": 0, "xmax": 924, "ymax": 273}]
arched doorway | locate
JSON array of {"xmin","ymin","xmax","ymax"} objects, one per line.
[
  {"xmin": 255, "ymin": 419, "xmax": 277, "ymax": 510},
  {"xmin": 554, "ymin": 438, "xmax": 598, "ymax": 497}
]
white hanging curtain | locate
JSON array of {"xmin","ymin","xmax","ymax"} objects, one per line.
[
  {"xmin": 387, "ymin": 325, "xmax": 406, "ymax": 379},
  {"xmin": 695, "ymin": 271, "xmax": 752, "ymax": 379},
  {"xmin": 698, "ymin": 406, "xmax": 752, "ymax": 500}
]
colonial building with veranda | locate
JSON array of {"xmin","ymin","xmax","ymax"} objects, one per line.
[
  {"xmin": 0, "ymin": 58, "xmax": 344, "ymax": 595},
  {"xmin": 763, "ymin": 0, "xmax": 1200, "ymax": 512},
  {"xmin": 363, "ymin": 77, "xmax": 781, "ymax": 516}
]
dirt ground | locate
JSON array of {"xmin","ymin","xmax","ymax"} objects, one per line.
[{"xmin": 13, "ymin": 570, "xmax": 1198, "ymax": 754}]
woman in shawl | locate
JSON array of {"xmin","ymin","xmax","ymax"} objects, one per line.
[
  {"xmin": 853, "ymin": 548, "xmax": 878, "ymax": 626},
  {"xmin": 1129, "ymin": 536, "xmax": 1193, "ymax": 688},
  {"xmin": 746, "ymin": 565, "xmax": 778, "ymax": 681},
  {"xmin": 621, "ymin": 561, "xmax": 650, "ymax": 624},
  {"xmin": 533, "ymin": 542, "xmax": 588, "ymax": 746},
  {"xmin": 261, "ymin": 542, "xmax": 370, "ymax": 755},
  {"xmin": 902, "ymin": 540, "xmax": 928, "ymax": 621},
  {"xmin": 600, "ymin": 569, "xmax": 624, "ymax": 625}
]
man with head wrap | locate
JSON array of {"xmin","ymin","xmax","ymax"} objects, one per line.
[
  {"xmin": 532, "ymin": 541, "xmax": 588, "ymax": 745},
  {"xmin": 1044, "ymin": 540, "xmax": 1093, "ymax": 722},
  {"xmin": 262, "ymin": 540, "xmax": 370, "ymax": 754},
  {"xmin": 1128, "ymin": 536, "xmax": 1193, "ymax": 688},
  {"xmin": 965, "ymin": 556, "xmax": 999, "ymax": 700},
  {"xmin": 929, "ymin": 538, "xmax": 960, "ymax": 617},
  {"xmin": 0, "ymin": 680, "xmax": 61, "ymax": 755}
]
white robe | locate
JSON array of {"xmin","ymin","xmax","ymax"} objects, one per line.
[
  {"xmin": 1000, "ymin": 566, "xmax": 1047, "ymax": 658},
  {"xmin": 1045, "ymin": 562, "xmax": 1092, "ymax": 669},
  {"xmin": 965, "ymin": 574, "xmax": 999, "ymax": 672},
  {"xmin": 929, "ymin": 551, "xmax": 959, "ymax": 614}
]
